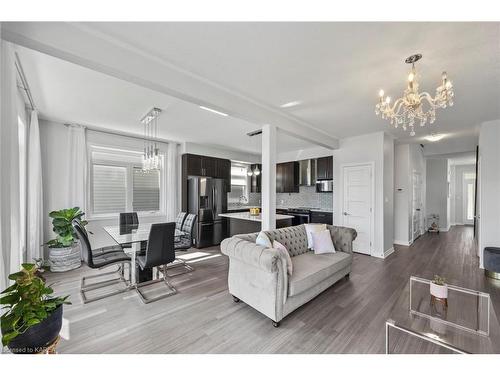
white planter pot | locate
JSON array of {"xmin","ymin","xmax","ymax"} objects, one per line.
[
  {"xmin": 49, "ymin": 242, "xmax": 81, "ymax": 272},
  {"xmin": 430, "ymin": 282, "xmax": 448, "ymax": 299}
]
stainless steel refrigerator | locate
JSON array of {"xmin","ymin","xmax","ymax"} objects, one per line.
[{"xmin": 187, "ymin": 176, "xmax": 227, "ymax": 248}]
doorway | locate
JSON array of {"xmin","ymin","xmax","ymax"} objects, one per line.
[
  {"xmin": 342, "ymin": 163, "xmax": 374, "ymax": 255},
  {"xmin": 463, "ymin": 172, "xmax": 476, "ymax": 225},
  {"xmin": 411, "ymin": 171, "xmax": 424, "ymax": 242}
]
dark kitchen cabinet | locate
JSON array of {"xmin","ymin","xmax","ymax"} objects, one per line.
[
  {"xmin": 316, "ymin": 156, "xmax": 333, "ymax": 180},
  {"xmin": 250, "ymin": 164, "xmax": 262, "ymax": 193},
  {"xmin": 310, "ymin": 211, "xmax": 333, "ymax": 225},
  {"xmin": 182, "ymin": 153, "xmax": 232, "ymax": 210},
  {"xmin": 276, "ymin": 161, "xmax": 299, "ymax": 193}
]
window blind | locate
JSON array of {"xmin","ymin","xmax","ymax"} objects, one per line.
[
  {"xmin": 92, "ymin": 165, "xmax": 127, "ymax": 215},
  {"xmin": 132, "ymin": 168, "xmax": 160, "ymax": 212}
]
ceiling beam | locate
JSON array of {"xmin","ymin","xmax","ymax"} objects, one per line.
[{"xmin": 2, "ymin": 22, "xmax": 339, "ymax": 149}]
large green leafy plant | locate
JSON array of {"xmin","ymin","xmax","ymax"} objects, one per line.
[
  {"xmin": 46, "ymin": 207, "xmax": 88, "ymax": 248},
  {"xmin": 1, "ymin": 263, "xmax": 70, "ymax": 346}
]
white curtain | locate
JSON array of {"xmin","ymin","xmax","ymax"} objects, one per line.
[
  {"xmin": 165, "ymin": 143, "xmax": 179, "ymax": 221},
  {"xmin": 0, "ymin": 41, "xmax": 22, "ymax": 289},
  {"xmin": 27, "ymin": 110, "xmax": 44, "ymax": 262},
  {"xmin": 67, "ymin": 125, "xmax": 87, "ymax": 211}
]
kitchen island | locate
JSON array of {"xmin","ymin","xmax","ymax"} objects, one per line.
[{"xmin": 219, "ymin": 212, "xmax": 294, "ymax": 236}]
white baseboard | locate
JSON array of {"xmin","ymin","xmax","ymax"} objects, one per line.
[
  {"xmin": 439, "ymin": 225, "xmax": 451, "ymax": 232},
  {"xmin": 383, "ymin": 247, "xmax": 395, "ymax": 258},
  {"xmin": 394, "ymin": 239, "xmax": 411, "ymax": 246}
]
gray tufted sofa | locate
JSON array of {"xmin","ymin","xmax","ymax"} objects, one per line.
[{"xmin": 220, "ymin": 224, "xmax": 357, "ymax": 326}]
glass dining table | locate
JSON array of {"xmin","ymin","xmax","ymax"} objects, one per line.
[{"xmin": 103, "ymin": 223, "xmax": 184, "ymax": 285}]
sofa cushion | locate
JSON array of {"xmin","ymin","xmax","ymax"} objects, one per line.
[
  {"xmin": 264, "ymin": 225, "xmax": 309, "ymax": 257},
  {"xmin": 288, "ymin": 251, "xmax": 351, "ymax": 297}
]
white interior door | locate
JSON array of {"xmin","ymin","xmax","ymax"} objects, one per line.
[
  {"xmin": 342, "ymin": 164, "xmax": 373, "ymax": 255},
  {"xmin": 411, "ymin": 172, "xmax": 423, "ymax": 242}
]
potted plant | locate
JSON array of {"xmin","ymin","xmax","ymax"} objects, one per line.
[
  {"xmin": 46, "ymin": 207, "xmax": 88, "ymax": 272},
  {"xmin": 430, "ymin": 275, "xmax": 448, "ymax": 300},
  {"xmin": 1, "ymin": 263, "xmax": 70, "ymax": 353}
]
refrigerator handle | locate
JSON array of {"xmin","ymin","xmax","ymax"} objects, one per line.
[{"xmin": 212, "ymin": 187, "xmax": 216, "ymax": 217}]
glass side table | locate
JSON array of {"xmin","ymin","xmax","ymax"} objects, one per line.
[{"xmin": 386, "ymin": 276, "xmax": 499, "ymax": 354}]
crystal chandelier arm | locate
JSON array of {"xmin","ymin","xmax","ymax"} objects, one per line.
[
  {"xmin": 388, "ymin": 97, "xmax": 405, "ymax": 116},
  {"xmin": 419, "ymin": 91, "xmax": 438, "ymax": 107}
]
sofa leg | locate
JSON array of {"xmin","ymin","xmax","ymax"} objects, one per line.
[
  {"xmin": 272, "ymin": 320, "xmax": 280, "ymax": 328},
  {"xmin": 232, "ymin": 295, "xmax": 240, "ymax": 303},
  {"xmin": 345, "ymin": 273, "xmax": 350, "ymax": 280}
]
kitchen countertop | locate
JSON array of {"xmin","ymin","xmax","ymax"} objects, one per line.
[
  {"xmin": 219, "ymin": 212, "xmax": 294, "ymax": 222},
  {"xmin": 228, "ymin": 206, "xmax": 333, "ymax": 213}
]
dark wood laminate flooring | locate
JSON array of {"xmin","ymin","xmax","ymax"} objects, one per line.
[{"xmin": 44, "ymin": 225, "xmax": 500, "ymax": 353}]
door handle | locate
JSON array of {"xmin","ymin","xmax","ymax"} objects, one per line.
[
  {"xmin": 343, "ymin": 212, "xmax": 349, "ymax": 216},
  {"xmin": 416, "ymin": 208, "xmax": 421, "ymax": 211}
]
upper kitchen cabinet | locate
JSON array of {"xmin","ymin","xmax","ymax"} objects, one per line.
[
  {"xmin": 182, "ymin": 154, "xmax": 231, "ymax": 190},
  {"xmin": 316, "ymin": 156, "xmax": 333, "ymax": 180},
  {"xmin": 216, "ymin": 158, "xmax": 231, "ymax": 191},
  {"xmin": 277, "ymin": 161, "xmax": 299, "ymax": 193}
]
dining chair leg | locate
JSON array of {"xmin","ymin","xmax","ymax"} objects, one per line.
[
  {"xmin": 135, "ymin": 264, "xmax": 177, "ymax": 304},
  {"xmin": 80, "ymin": 263, "xmax": 130, "ymax": 304}
]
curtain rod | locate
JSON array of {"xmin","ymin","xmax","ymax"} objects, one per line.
[
  {"xmin": 69, "ymin": 123, "xmax": 181, "ymax": 146},
  {"xmin": 14, "ymin": 52, "xmax": 36, "ymax": 111}
]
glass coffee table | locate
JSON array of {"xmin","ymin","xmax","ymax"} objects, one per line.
[{"xmin": 386, "ymin": 276, "xmax": 500, "ymax": 354}]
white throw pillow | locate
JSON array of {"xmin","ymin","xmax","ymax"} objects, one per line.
[
  {"xmin": 312, "ymin": 230, "xmax": 336, "ymax": 254},
  {"xmin": 273, "ymin": 240, "xmax": 293, "ymax": 275},
  {"xmin": 304, "ymin": 223, "xmax": 327, "ymax": 249},
  {"xmin": 256, "ymin": 231, "xmax": 272, "ymax": 248}
]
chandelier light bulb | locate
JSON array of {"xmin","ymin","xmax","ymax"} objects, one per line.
[
  {"xmin": 408, "ymin": 72, "xmax": 415, "ymax": 82},
  {"xmin": 385, "ymin": 96, "xmax": 391, "ymax": 104},
  {"xmin": 445, "ymin": 81, "xmax": 452, "ymax": 89},
  {"xmin": 379, "ymin": 89, "xmax": 385, "ymax": 98}
]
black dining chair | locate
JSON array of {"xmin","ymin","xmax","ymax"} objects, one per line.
[
  {"xmin": 135, "ymin": 222, "xmax": 178, "ymax": 304},
  {"xmin": 119, "ymin": 212, "xmax": 146, "ymax": 252},
  {"xmin": 172, "ymin": 214, "xmax": 197, "ymax": 274},
  {"xmin": 119, "ymin": 212, "xmax": 139, "ymax": 226},
  {"xmin": 73, "ymin": 223, "xmax": 132, "ymax": 304}
]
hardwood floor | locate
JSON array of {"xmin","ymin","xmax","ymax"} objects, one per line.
[{"xmin": 45, "ymin": 225, "xmax": 500, "ymax": 353}]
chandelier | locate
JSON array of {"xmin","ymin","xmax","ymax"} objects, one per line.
[
  {"xmin": 375, "ymin": 54, "xmax": 454, "ymax": 136},
  {"xmin": 141, "ymin": 107, "xmax": 162, "ymax": 172}
]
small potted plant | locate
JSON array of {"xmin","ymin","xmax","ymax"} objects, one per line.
[
  {"xmin": 430, "ymin": 275, "xmax": 448, "ymax": 300},
  {"xmin": 46, "ymin": 207, "xmax": 88, "ymax": 272},
  {"xmin": 1, "ymin": 263, "xmax": 70, "ymax": 353}
]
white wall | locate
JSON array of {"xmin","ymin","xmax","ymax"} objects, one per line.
[
  {"xmin": 183, "ymin": 142, "xmax": 260, "ymax": 163},
  {"xmin": 426, "ymin": 158, "xmax": 450, "ymax": 231},
  {"xmin": 478, "ymin": 119, "xmax": 500, "ymax": 268},
  {"xmin": 277, "ymin": 145, "xmax": 333, "ymax": 163},
  {"xmin": 394, "ymin": 143, "xmax": 426, "ymax": 246},
  {"xmin": 383, "ymin": 133, "xmax": 394, "ymax": 254},
  {"xmin": 332, "ymin": 131, "xmax": 393, "ymax": 258}
]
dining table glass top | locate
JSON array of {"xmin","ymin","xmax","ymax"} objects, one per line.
[{"xmin": 103, "ymin": 223, "xmax": 184, "ymax": 245}]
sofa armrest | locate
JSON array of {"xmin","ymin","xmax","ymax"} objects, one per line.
[
  {"xmin": 220, "ymin": 237, "xmax": 282, "ymax": 273},
  {"xmin": 326, "ymin": 225, "xmax": 357, "ymax": 254}
]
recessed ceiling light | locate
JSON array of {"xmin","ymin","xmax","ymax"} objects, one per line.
[
  {"xmin": 424, "ymin": 133, "xmax": 446, "ymax": 142},
  {"xmin": 199, "ymin": 105, "xmax": 228, "ymax": 117},
  {"xmin": 280, "ymin": 100, "xmax": 302, "ymax": 108}
]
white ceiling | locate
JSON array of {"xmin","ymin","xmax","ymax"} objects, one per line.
[
  {"xmin": 11, "ymin": 22, "xmax": 500, "ymax": 156},
  {"xmin": 16, "ymin": 45, "xmax": 313, "ymax": 155}
]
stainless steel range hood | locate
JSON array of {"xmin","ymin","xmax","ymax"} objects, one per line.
[{"xmin": 299, "ymin": 159, "xmax": 317, "ymax": 186}]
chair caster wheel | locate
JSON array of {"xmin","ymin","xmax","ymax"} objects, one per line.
[
  {"xmin": 272, "ymin": 320, "xmax": 280, "ymax": 328},
  {"xmin": 232, "ymin": 295, "xmax": 240, "ymax": 303}
]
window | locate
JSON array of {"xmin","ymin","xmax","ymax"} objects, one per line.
[
  {"xmin": 92, "ymin": 165, "xmax": 127, "ymax": 215},
  {"xmin": 132, "ymin": 167, "xmax": 160, "ymax": 212},
  {"xmin": 90, "ymin": 147, "xmax": 163, "ymax": 217},
  {"xmin": 227, "ymin": 164, "xmax": 249, "ymax": 204}
]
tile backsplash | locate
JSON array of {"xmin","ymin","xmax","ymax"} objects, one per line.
[{"xmin": 246, "ymin": 186, "xmax": 332, "ymax": 210}]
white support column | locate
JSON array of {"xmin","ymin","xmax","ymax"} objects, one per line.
[{"xmin": 261, "ymin": 124, "xmax": 277, "ymax": 231}]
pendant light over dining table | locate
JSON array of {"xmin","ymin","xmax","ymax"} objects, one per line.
[{"xmin": 141, "ymin": 107, "xmax": 162, "ymax": 172}]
